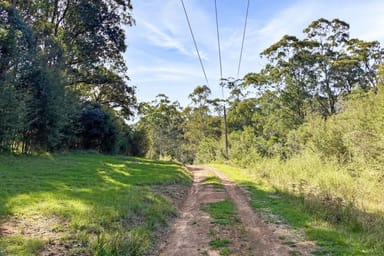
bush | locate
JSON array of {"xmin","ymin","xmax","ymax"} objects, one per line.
[
  {"xmin": 228, "ymin": 127, "xmax": 262, "ymax": 167},
  {"xmin": 195, "ymin": 137, "xmax": 221, "ymax": 164},
  {"xmin": 78, "ymin": 102, "xmax": 120, "ymax": 154}
]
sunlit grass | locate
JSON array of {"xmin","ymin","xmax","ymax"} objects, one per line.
[
  {"xmin": 206, "ymin": 200, "xmax": 236, "ymax": 225},
  {"xmin": 0, "ymin": 153, "xmax": 191, "ymax": 255},
  {"xmin": 202, "ymin": 175, "xmax": 224, "ymax": 188},
  {"xmin": 0, "ymin": 236, "xmax": 44, "ymax": 256}
]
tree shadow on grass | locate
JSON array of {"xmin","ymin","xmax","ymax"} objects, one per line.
[
  {"xmin": 0, "ymin": 153, "xmax": 194, "ymax": 255},
  {"xmin": 237, "ymin": 181, "xmax": 384, "ymax": 256},
  {"xmin": 0, "ymin": 153, "xmax": 191, "ymax": 219}
]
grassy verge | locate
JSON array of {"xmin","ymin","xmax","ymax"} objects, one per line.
[
  {"xmin": 203, "ymin": 200, "xmax": 236, "ymax": 256},
  {"xmin": 211, "ymin": 163, "xmax": 384, "ymax": 255},
  {"xmin": 0, "ymin": 153, "xmax": 191, "ymax": 255},
  {"xmin": 202, "ymin": 175, "xmax": 224, "ymax": 189},
  {"xmin": 206, "ymin": 200, "xmax": 236, "ymax": 226}
]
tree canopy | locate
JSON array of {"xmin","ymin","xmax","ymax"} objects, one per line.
[{"xmin": 0, "ymin": 0, "xmax": 137, "ymax": 153}]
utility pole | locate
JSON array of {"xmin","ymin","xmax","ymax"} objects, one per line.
[
  {"xmin": 223, "ymin": 105, "xmax": 229, "ymax": 160},
  {"xmin": 220, "ymin": 80, "xmax": 229, "ymax": 160}
]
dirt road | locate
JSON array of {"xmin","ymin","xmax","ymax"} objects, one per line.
[{"xmin": 158, "ymin": 166, "xmax": 317, "ymax": 256}]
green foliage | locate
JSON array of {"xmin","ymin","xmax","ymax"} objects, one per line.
[
  {"xmin": 228, "ymin": 127, "xmax": 261, "ymax": 166},
  {"xmin": 0, "ymin": 1, "xmax": 137, "ymax": 154},
  {"xmin": 209, "ymin": 239, "xmax": 230, "ymax": 248},
  {"xmin": 0, "ymin": 3, "xmax": 33, "ymax": 152},
  {"xmin": 22, "ymin": 61, "xmax": 71, "ymax": 152},
  {"xmin": 247, "ymin": 18, "xmax": 383, "ymax": 118},
  {"xmin": 183, "ymin": 107, "xmax": 222, "ymax": 163},
  {"xmin": 137, "ymin": 94, "xmax": 185, "ymax": 161},
  {"xmin": 0, "ymin": 153, "xmax": 191, "ymax": 255},
  {"xmin": 0, "ymin": 82, "xmax": 26, "ymax": 152},
  {"xmin": 227, "ymin": 98, "xmax": 258, "ymax": 131},
  {"xmin": 78, "ymin": 102, "xmax": 120, "ymax": 153},
  {"xmin": 137, "ymin": 87, "xmax": 225, "ymax": 164},
  {"xmin": 0, "ymin": 236, "xmax": 44, "ymax": 256},
  {"xmin": 195, "ymin": 137, "xmax": 221, "ymax": 164},
  {"xmin": 219, "ymin": 247, "xmax": 232, "ymax": 256},
  {"xmin": 183, "ymin": 86, "xmax": 222, "ymax": 163}
]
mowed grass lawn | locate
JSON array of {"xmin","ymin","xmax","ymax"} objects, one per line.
[{"xmin": 0, "ymin": 153, "xmax": 191, "ymax": 255}]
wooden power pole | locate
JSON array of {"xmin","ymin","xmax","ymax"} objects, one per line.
[{"xmin": 223, "ymin": 105, "xmax": 229, "ymax": 160}]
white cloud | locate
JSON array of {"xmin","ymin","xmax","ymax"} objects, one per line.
[{"xmin": 142, "ymin": 21, "xmax": 192, "ymax": 56}]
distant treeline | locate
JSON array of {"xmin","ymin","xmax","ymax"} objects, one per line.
[
  {"xmin": 0, "ymin": 1, "xmax": 139, "ymax": 154},
  {"xmin": 137, "ymin": 18, "xmax": 384, "ymax": 164}
]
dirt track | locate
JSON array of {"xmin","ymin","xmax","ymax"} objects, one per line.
[{"xmin": 158, "ymin": 166, "xmax": 317, "ymax": 256}]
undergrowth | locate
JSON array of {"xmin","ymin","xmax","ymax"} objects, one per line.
[{"xmin": 211, "ymin": 163, "xmax": 384, "ymax": 255}]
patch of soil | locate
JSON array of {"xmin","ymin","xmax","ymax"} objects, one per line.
[
  {"xmin": 0, "ymin": 215, "xmax": 72, "ymax": 255},
  {"xmin": 152, "ymin": 184, "xmax": 191, "ymax": 211},
  {"xmin": 150, "ymin": 184, "xmax": 191, "ymax": 255}
]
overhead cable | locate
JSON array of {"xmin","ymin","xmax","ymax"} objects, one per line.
[
  {"xmin": 237, "ymin": 0, "xmax": 250, "ymax": 79},
  {"xmin": 180, "ymin": 0, "xmax": 210, "ymax": 86},
  {"xmin": 214, "ymin": 0, "xmax": 223, "ymax": 80},
  {"xmin": 214, "ymin": 0, "xmax": 225, "ymax": 99}
]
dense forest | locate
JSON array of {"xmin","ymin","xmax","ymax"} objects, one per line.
[{"xmin": 0, "ymin": 0, "xmax": 138, "ymax": 154}]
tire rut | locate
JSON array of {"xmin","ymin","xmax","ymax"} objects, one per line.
[
  {"xmin": 158, "ymin": 165, "xmax": 317, "ymax": 256},
  {"xmin": 209, "ymin": 167, "xmax": 291, "ymax": 255},
  {"xmin": 158, "ymin": 166, "xmax": 226, "ymax": 256}
]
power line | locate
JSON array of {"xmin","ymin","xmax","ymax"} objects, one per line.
[
  {"xmin": 214, "ymin": 0, "xmax": 225, "ymax": 100},
  {"xmin": 180, "ymin": 0, "xmax": 209, "ymax": 86},
  {"xmin": 214, "ymin": 0, "xmax": 228, "ymax": 160},
  {"xmin": 237, "ymin": 0, "xmax": 250, "ymax": 79},
  {"xmin": 214, "ymin": 0, "xmax": 223, "ymax": 81}
]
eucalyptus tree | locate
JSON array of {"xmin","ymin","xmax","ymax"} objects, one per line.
[
  {"xmin": 302, "ymin": 18, "xmax": 351, "ymax": 115},
  {"xmin": 256, "ymin": 35, "xmax": 317, "ymax": 124},
  {"xmin": 347, "ymin": 39, "xmax": 384, "ymax": 91},
  {"xmin": 186, "ymin": 85, "xmax": 214, "ymax": 138},
  {"xmin": 248, "ymin": 18, "xmax": 383, "ymax": 119},
  {"xmin": 182, "ymin": 85, "xmax": 222, "ymax": 162},
  {"xmin": 137, "ymin": 94, "xmax": 185, "ymax": 160}
]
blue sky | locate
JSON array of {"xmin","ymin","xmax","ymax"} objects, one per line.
[{"xmin": 124, "ymin": 0, "xmax": 384, "ymax": 106}]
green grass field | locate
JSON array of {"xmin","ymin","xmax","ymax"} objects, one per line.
[
  {"xmin": 211, "ymin": 164, "xmax": 384, "ymax": 256},
  {"xmin": 0, "ymin": 153, "xmax": 191, "ymax": 255}
]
